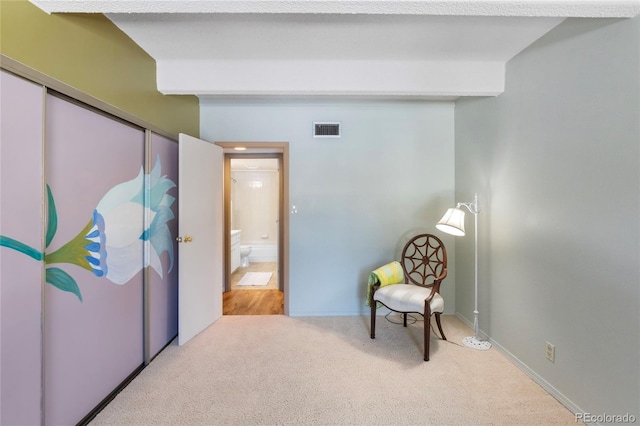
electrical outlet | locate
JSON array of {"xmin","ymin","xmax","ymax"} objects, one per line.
[{"xmin": 545, "ymin": 342, "xmax": 555, "ymax": 363}]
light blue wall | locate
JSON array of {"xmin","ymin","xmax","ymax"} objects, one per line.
[
  {"xmin": 455, "ymin": 17, "xmax": 639, "ymax": 418},
  {"xmin": 201, "ymin": 100, "xmax": 456, "ymax": 315}
]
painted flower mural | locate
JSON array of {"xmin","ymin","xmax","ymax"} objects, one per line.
[{"xmin": 0, "ymin": 156, "xmax": 176, "ymax": 301}]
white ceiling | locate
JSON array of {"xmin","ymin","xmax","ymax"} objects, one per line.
[{"xmin": 31, "ymin": 1, "xmax": 640, "ymax": 100}]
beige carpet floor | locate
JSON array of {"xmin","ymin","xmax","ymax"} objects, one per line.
[{"xmin": 90, "ymin": 315, "xmax": 579, "ymax": 425}]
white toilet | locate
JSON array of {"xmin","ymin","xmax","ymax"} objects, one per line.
[{"xmin": 240, "ymin": 245, "xmax": 252, "ymax": 267}]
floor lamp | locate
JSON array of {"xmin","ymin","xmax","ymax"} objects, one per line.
[{"xmin": 436, "ymin": 193, "xmax": 491, "ymax": 350}]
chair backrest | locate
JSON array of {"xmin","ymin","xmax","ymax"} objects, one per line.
[{"xmin": 401, "ymin": 234, "xmax": 447, "ymax": 288}]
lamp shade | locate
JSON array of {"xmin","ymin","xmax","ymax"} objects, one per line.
[{"xmin": 436, "ymin": 207, "xmax": 466, "ymax": 236}]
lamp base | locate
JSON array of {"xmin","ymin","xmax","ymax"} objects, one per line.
[{"xmin": 462, "ymin": 336, "xmax": 491, "ymax": 351}]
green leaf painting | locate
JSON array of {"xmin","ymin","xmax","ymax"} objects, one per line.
[
  {"xmin": 0, "ymin": 235, "xmax": 44, "ymax": 261},
  {"xmin": 46, "ymin": 267, "xmax": 82, "ymax": 302},
  {"xmin": 45, "ymin": 184, "xmax": 57, "ymax": 248}
]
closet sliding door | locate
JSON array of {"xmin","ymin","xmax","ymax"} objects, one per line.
[
  {"xmin": 0, "ymin": 70, "xmax": 45, "ymax": 426},
  {"xmin": 148, "ymin": 133, "xmax": 179, "ymax": 359},
  {"xmin": 44, "ymin": 94, "xmax": 145, "ymax": 425}
]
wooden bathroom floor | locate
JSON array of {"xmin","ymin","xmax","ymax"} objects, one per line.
[
  {"xmin": 224, "ymin": 262, "xmax": 283, "ymax": 315},
  {"xmin": 223, "ymin": 290, "xmax": 283, "ymax": 315}
]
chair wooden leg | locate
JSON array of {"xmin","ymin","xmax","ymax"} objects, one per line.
[
  {"xmin": 424, "ymin": 301, "xmax": 432, "ymax": 361},
  {"xmin": 370, "ymin": 300, "xmax": 376, "ymax": 339},
  {"xmin": 435, "ymin": 313, "xmax": 447, "ymax": 341},
  {"xmin": 424, "ymin": 314, "xmax": 430, "ymax": 362}
]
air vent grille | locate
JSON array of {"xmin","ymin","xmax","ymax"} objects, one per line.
[{"xmin": 313, "ymin": 122, "xmax": 341, "ymax": 138}]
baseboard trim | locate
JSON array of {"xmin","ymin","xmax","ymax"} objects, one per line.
[
  {"xmin": 149, "ymin": 333, "xmax": 178, "ymax": 364},
  {"xmin": 454, "ymin": 313, "xmax": 592, "ymax": 424},
  {"xmin": 76, "ymin": 364, "xmax": 145, "ymax": 426}
]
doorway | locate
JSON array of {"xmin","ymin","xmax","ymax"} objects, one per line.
[{"xmin": 218, "ymin": 142, "xmax": 289, "ymax": 316}]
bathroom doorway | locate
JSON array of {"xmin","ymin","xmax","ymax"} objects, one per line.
[{"xmin": 220, "ymin": 145, "xmax": 287, "ymax": 316}]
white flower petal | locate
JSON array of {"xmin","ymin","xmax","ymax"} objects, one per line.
[
  {"xmin": 105, "ymin": 241, "xmax": 144, "ymax": 285},
  {"xmin": 101, "ymin": 202, "xmax": 149, "ymax": 248},
  {"xmin": 148, "ymin": 246, "xmax": 163, "ymax": 279},
  {"xmin": 97, "ymin": 167, "xmax": 144, "ymax": 215}
]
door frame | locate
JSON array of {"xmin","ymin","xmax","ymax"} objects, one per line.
[{"xmin": 216, "ymin": 142, "xmax": 289, "ymax": 316}]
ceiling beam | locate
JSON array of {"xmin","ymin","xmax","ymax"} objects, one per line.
[
  {"xmin": 156, "ymin": 59, "xmax": 504, "ymax": 98},
  {"xmin": 29, "ymin": 0, "xmax": 640, "ymax": 18}
]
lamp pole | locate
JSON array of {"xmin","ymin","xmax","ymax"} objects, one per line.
[
  {"xmin": 458, "ymin": 193, "xmax": 491, "ymax": 350},
  {"xmin": 472, "ymin": 194, "xmax": 479, "ymax": 341}
]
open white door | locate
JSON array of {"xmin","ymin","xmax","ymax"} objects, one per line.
[{"xmin": 178, "ymin": 133, "xmax": 223, "ymax": 345}]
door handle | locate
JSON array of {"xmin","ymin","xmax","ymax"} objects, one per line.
[{"xmin": 176, "ymin": 235, "xmax": 193, "ymax": 243}]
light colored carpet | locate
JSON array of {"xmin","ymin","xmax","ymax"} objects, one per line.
[
  {"xmin": 90, "ymin": 315, "xmax": 579, "ymax": 425},
  {"xmin": 236, "ymin": 272, "xmax": 273, "ymax": 286}
]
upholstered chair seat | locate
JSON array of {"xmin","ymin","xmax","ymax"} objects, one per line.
[{"xmin": 373, "ymin": 284, "xmax": 444, "ymax": 316}]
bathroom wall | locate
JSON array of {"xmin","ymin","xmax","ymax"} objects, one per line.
[{"xmin": 231, "ymin": 158, "xmax": 279, "ymax": 248}]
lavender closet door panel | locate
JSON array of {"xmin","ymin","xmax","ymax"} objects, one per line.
[
  {"xmin": 44, "ymin": 95, "xmax": 144, "ymax": 425},
  {"xmin": 148, "ymin": 133, "xmax": 179, "ymax": 357},
  {"xmin": 0, "ymin": 71, "xmax": 44, "ymax": 426}
]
